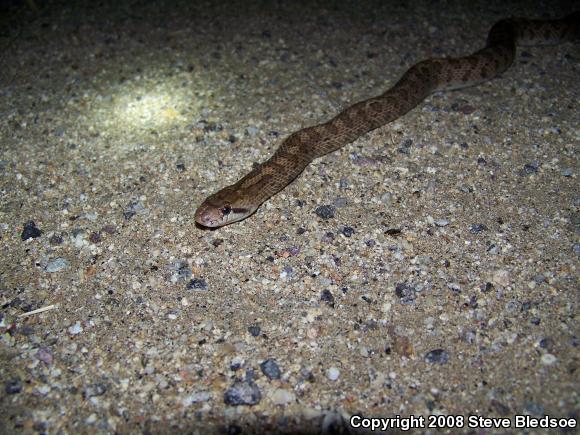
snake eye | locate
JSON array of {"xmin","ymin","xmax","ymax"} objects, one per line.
[{"xmin": 221, "ymin": 205, "xmax": 232, "ymax": 216}]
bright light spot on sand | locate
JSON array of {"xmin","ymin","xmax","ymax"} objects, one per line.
[
  {"xmin": 87, "ymin": 71, "xmax": 202, "ymax": 140},
  {"xmin": 113, "ymin": 91, "xmax": 184, "ymax": 128}
]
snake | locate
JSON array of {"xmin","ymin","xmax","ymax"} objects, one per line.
[{"xmin": 195, "ymin": 13, "xmax": 579, "ymax": 228}]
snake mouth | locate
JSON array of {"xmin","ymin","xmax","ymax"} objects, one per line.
[{"xmin": 194, "ymin": 207, "xmax": 222, "ymax": 228}]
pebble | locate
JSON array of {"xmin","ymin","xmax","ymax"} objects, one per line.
[
  {"xmin": 187, "ymin": 278, "xmax": 208, "ymax": 291},
  {"xmin": 320, "ymin": 289, "xmax": 335, "ymax": 308},
  {"xmin": 83, "ymin": 383, "xmax": 107, "ymax": 398},
  {"xmin": 5, "ymin": 379, "xmax": 22, "ymax": 394},
  {"xmin": 271, "ymin": 388, "xmax": 295, "ymax": 405},
  {"xmin": 182, "ymin": 391, "xmax": 211, "ymax": 406},
  {"xmin": 248, "ymin": 325, "xmax": 261, "ymax": 337},
  {"xmin": 314, "ymin": 205, "xmax": 335, "ymax": 220},
  {"xmin": 68, "ymin": 321, "xmax": 83, "ymax": 335},
  {"xmin": 341, "ymin": 226, "xmax": 354, "ymax": 237},
  {"xmin": 541, "ymin": 353, "xmax": 557, "ymax": 365},
  {"xmin": 45, "ymin": 258, "xmax": 69, "ymax": 273},
  {"xmin": 395, "ymin": 282, "xmax": 415, "ymax": 303},
  {"xmin": 246, "ymin": 125, "xmax": 259, "ymax": 136},
  {"xmin": 223, "ymin": 381, "xmax": 262, "ymax": 406},
  {"xmin": 492, "ymin": 269, "xmax": 510, "ymax": 286},
  {"xmin": 424, "ymin": 349, "xmax": 449, "ymax": 364},
  {"xmin": 326, "ymin": 367, "xmax": 340, "ymax": 381},
  {"xmin": 469, "ymin": 224, "xmax": 487, "ymax": 234},
  {"xmin": 260, "ymin": 359, "xmax": 281, "ymax": 380},
  {"xmin": 21, "ymin": 220, "xmax": 42, "ymax": 240},
  {"xmin": 434, "ymin": 219, "xmax": 450, "ymax": 227},
  {"xmin": 561, "ymin": 167, "xmax": 573, "ymax": 177}
]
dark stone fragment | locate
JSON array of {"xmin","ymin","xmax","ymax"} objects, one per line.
[
  {"xmin": 187, "ymin": 278, "xmax": 208, "ymax": 291},
  {"xmin": 320, "ymin": 289, "xmax": 335, "ymax": 308},
  {"xmin": 89, "ymin": 232, "xmax": 101, "ymax": 243},
  {"xmin": 261, "ymin": 30, "xmax": 271, "ymax": 38},
  {"xmin": 425, "ymin": 349, "xmax": 449, "ymax": 364},
  {"xmin": 481, "ymin": 282, "xmax": 494, "ymax": 292},
  {"xmin": 248, "ymin": 325, "xmax": 261, "ymax": 337},
  {"xmin": 260, "ymin": 359, "xmax": 281, "ymax": 380},
  {"xmin": 265, "ymin": 255, "xmax": 274, "ymax": 262},
  {"xmin": 101, "ymin": 225, "xmax": 116, "ymax": 234},
  {"xmin": 212, "ymin": 238, "xmax": 223, "ymax": 247},
  {"xmin": 341, "ymin": 226, "xmax": 354, "ymax": 237},
  {"xmin": 385, "ymin": 228, "xmax": 402, "ymax": 236},
  {"xmin": 460, "ymin": 142, "xmax": 469, "ymax": 149},
  {"xmin": 322, "ymin": 231, "xmax": 335, "ymax": 242},
  {"xmin": 314, "ymin": 205, "xmax": 335, "ymax": 220},
  {"xmin": 224, "ymin": 381, "xmax": 261, "ymax": 406},
  {"xmin": 477, "ymin": 157, "xmax": 487, "ymax": 165},
  {"xmin": 469, "ymin": 224, "xmax": 487, "ymax": 234},
  {"xmin": 523, "ymin": 163, "xmax": 539, "ymax": 174},
  {"xmin": 123, "ymin": 210, "xmax": 136, "ymax": 220},
  {"xmin": 49, "ymin": 234, "xmax": 63, "ymax": 245},
  {"xmin": 21, "ymin": 221, "xmax": 42, "ymax": 240},
  {"xmin": 361, "ymin": 295, "xmax": 372, "ymax": 304},
  {"xmin": 226, "ymin": 424, "xmax": 243, "ymax": 435},
  {"xmin": 395, "ymin": 283, "xmax": 415, "ymax": 303},
  {"xmin": 296, "ymin": 227, "xmax": 306, "ymax": 235},
  {"xmin": 365, "ymin": 239, "xmax": 376, "ymax": 247},
  {"xmin": 5, "ymin": 378, "xmax": 22, "ymax": 394},
  {"xmin": 228, "ymin": 135, "xmax": 237, "ymax": 143},
  {"xmin": 176, "ymin": 163, "xmax": 186, "ymax": 171}
]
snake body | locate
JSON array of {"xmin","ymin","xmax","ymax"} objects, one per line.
[{"xmin": 195, "ymin": 13, "xmax": 579, "ymax": 228}]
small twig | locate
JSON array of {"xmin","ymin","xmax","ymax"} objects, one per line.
[{"xmin": 18, "ymin": 305, "xmax": 57, "ymax": 318}]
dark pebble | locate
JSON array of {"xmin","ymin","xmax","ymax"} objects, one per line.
[
  {"xmin": 341, "ymin": 226, "xmax": 354, "ymax": 237},
  {"xmin": 223, "ymin": 381, "xmax": 261, "ymax": 406},
  {"xmin": 395, "ymin": 283, "xmax": 415, "ymax": 303},
  {"xmin": 49, "ymin": 234, "xmax": 63, "ymax": 245},
  {"xmin": 296, "ymin": 227, "xmax": 307, "ymax": 235},
  {"xmin": 187, "ymin": 278, "xmax": 208, "ymax": 291},
  {"xmin": 21, "ymin": 221, "xmax": 42, "ymax": 240},
  {"xmin": 523, "ymin": 163, "xmax": 539, "ymax": 175},
  {"xmin": 89, "ymin": 232, "xmax": 102, "ymax": 243},
  {"xmin": 5, "ymin": 378, "xmax": 22, "ymax": 394},
  {"xmin": 314, "ymin": 205, "xmax": 335, "ymax": 220},
  {"xmin": 248, "ymin": 325, "xmax": 261, "ymax": 337},
  {"xmin": 424, "ymin": 349, "xmax": 449, "ymax": 364},
  {"xmin": 365, "ymin": 239, "xmax": 376, "ymax": 247},
  {"xmin": 101, "ymin": 225, "xmax": 116, "ymax": 234},
  {"xmin": 226, "ymin": 425, "xmax": 243, "ymax": 435},
  {"xmin": 385, "ymin": 228, "xmax": 402, "ymax": 236},
  {"xmin": 176, "ymin": 163, "xmax": 186, "ymax": 171},
  {"xmin": 481, "ymin": 282, "xmax": 494, "ymax": 292},
  {"xmin": 260, "ymin": 359, "xmax": 281, "ymax": 380},
  {"xmin": 322, "ymin": 231, "xmax": 335, "ymax": 243},
  {"xmin": 320, "ymin": 289, "xmax": 335, "ymax": 308},
  {"xmin": 469, "ymin": 224, "xmax": 487, "ymax": 234}
]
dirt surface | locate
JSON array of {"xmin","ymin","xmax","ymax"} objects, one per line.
[{"xmin": 1, "ymin": 0, "xmax": 578, "ymax": 433}]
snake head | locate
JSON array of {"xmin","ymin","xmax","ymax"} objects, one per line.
[{"xmin": 194, "ymin": 187, "xmax": 254, "ymax": 228}]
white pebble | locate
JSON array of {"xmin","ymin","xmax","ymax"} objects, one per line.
[
  {"xmin": 327, "ymin": 367, "xmax": 340, "ymax": 381},
  {"xmin": 541, "ymin": 353, "xmax": 557, "ymax": 365}
]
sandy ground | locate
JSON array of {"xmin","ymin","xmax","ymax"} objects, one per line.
[{"xmin": 0, "ymin": 0, "xmax": 578, "ymax": 433}]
